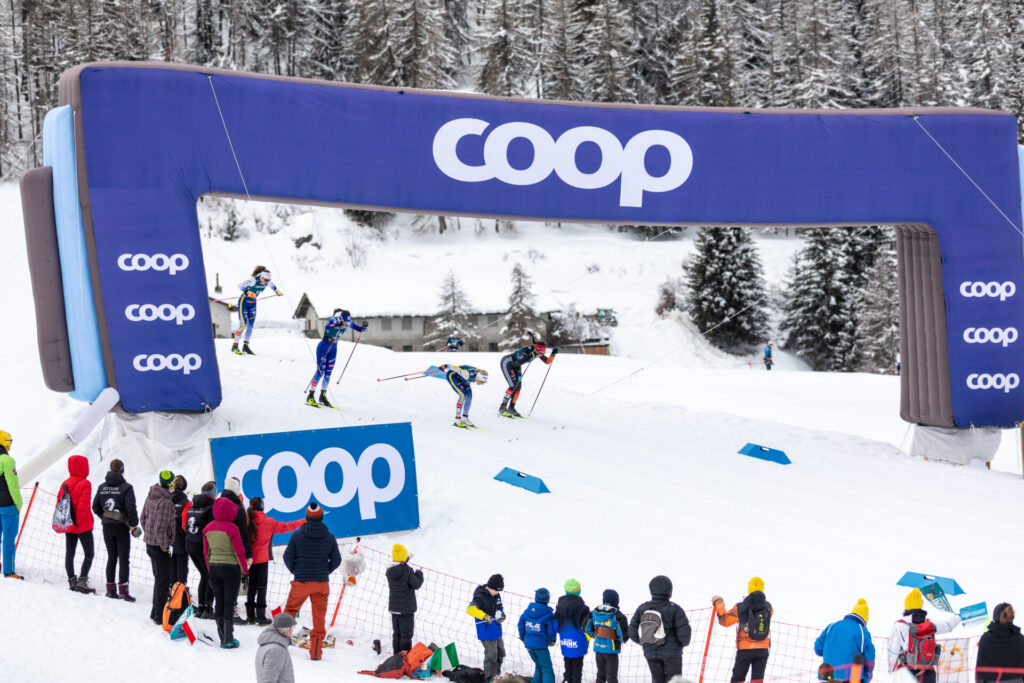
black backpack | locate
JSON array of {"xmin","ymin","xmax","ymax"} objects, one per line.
[
  {"xmin": 443, "ymin": 666, "xmax": 485, "ymax": 683},
  {"xmin": 746, "ymin": 600, "xmax": 772, "ymax": 641}
]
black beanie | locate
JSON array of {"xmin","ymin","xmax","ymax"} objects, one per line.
[
  {"xmin": 487, "ymin": 574, "xmax": 504, "ymax": 591},
  {"xmin": 602, "ymin": 589, "xmax": 620, "ymax": 608}
]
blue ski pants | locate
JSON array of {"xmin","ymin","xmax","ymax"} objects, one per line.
[
  {"xmin": 528, "ymin": 648, "xmax": 555, "ymax": 683},
  {"xmin": 308, "ymin": 339, "xmax": 339, "ymax": 391},
  {"xmin": 0, "ymin": 505, "xmax": 19, "ymax": 575},
  {"xmin": 447, "ymin": 372, "xmax": 472, "ymax": 417}
]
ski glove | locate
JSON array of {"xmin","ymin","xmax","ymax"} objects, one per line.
[
  {"xmin": 361, "ymin": 321, "xmax": 369, "ymax": 328},
  {"xmin": 496, "ymin": 611, "xmax": 506, "ymax": 624},
  {"xmin": 551, "ymin": 348, "xmax": 559, "ymax": 356}
]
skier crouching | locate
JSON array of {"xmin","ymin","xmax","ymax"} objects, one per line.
[
  {"xmin": 499, "ymin": 342, "xmax": 556, "ymax": 418},
  {"xmin": 306, "ymin": 308, "xmax": 367, "ymax": 408},
  {"xmin": 439, "ymin": 364, "xmax": 488, "ymax": 428}
]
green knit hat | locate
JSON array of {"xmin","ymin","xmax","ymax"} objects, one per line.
[{"xmin": 564, "ymin": 578, "xmax": 581, "ymax": 595}]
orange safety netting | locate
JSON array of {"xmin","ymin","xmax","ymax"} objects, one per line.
[{"xmin": 13, "ymin": 486, "xmax": 984, "ymax": 681}]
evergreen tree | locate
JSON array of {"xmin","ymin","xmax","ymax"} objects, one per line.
[
  {"xmin": 856, "ymin": 238, "xmax": 900, "ymax": 374},
  {"xmin": 476, "ymin": 0, "xmax": 534, "ymax": 96},
  {"xmin": 540, "ymin": 0, "xmax": 575, "ymax": 100},
  {"xmin": 308, "ymin": 0, "xmax": 350, "ymax": 81},
  {"xmin": 500, "ymin": 262, "xmax": 543, "ymax": 350},
  {"xmin": 425, "ymin": 270, "xmax": 478, "ymax": 348},
  {"xmin": 780, "ymin": 228, "xmax": 854, "ymax": 371},
  {"xmin": 685, "ymin": 227, "xmax": 769, "ymax": 352},
  {"xmin": 345, "ymin": 0, "xmax": 400, "ymax": 86},
  {"xmin": 578, "ymin": 0, "xmax": 639, "ymax": 103},
  {"xmin": 391, "ymin": 0, "xmax": 457, "ymax": 89}
]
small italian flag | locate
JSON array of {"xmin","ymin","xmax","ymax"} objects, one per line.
[{"xmin": 429, "ymin": 643, "xmax": 459, "ymax": 671}]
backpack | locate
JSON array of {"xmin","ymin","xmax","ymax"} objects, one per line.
[
  {"xmin": 638, "ymin": 602, "xmax": 668, "ymax": 647},
  {"xmin": 591, "ymin": 610, "xmax": 622, "ymax": 650},
  {"xmin": 903, "ymin": 620, "xmax": 939, "ymax": 667},
  {"xmin": 361, "ymin": 653, "xmax": 407, "ymax": 679},
  {"xmin": 442, "ymin": 665, "xmax": 486, "ymax": 683},
  {"xmin": 162, "ymin": 582, "xmax": 192, "ymax": 633},
  {"xmin": 746, "ymin": 601, "xmax": 771, "ymax": 641},
  {"xmin": 51, "ymin": 483, "xmax": 76, "ymax": 533}
]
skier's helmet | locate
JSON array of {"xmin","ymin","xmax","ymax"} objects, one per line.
[
  {"xmin": 258, "ymin": 270, "xmax": 272, "ymax": 281},
  {"xmin": 476, "ymin": 369, "xmax": 489, "ymax": 385},
  {"xmin": 768, "ymin": 340, "xmax": 773, "ymax": 346},
  {"xmin": 0, "ymin": 430, "xmax": 10, "ymax": 451},
  {"xmin": 533, "ymin": 342, "xmax": 547, "ymax": 355}
]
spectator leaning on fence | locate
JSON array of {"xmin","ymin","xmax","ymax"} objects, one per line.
[
  {"xmin": 712, "ymin": 576, "xmax": 773, "ymax": 683},
  {"xmin": 976, "ymin": 603, "xmax": 1024, "ymax": 683},
  {"xmin": 92, "ymin": 458, "xmax": 139, "ymax": 600},
  {"xmin": 887, "ymin": 588, "xmax": 961, "ymax": 683},
  {"xmin": 814, "ymin": 599, "xmax": 875, "ymax": 683},
  {"xmin": 140, "ymin": 469, "xmax": 177, "ymax": 625},
  {"xmin": 629, "ymin": 575, "xmax": 692, "ymax": 683},
  {"xmin": 386, "ymin": 543, "xmax": 424, "ymax": 654},
  {"xmin": 59, "ymin": 455, "xmax": 95, "ymax": 594},
  {"xmin": 0, "ymin": 429, "xmax": 22, "ymax": 579}
]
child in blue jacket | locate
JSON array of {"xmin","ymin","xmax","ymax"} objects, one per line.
[
  {"xmin": 518, "ymin": 587, "xmax": 557, "ymax": 683},
  {"xmin": 554, "ymin": 579, "xmax": 590, "ymax": 683},
  {"xmin": 585, "ymin": 589, "xmax": 630, "ymax": 683}
]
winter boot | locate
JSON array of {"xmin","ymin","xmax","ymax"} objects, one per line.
[
  {"xmin": 69, "ymin": 576, "xmax": 79, "ymax": 592},
  {"xmin": 309, "ymin": 636, "xmax": 323, "ymax": 661},
  {"xmin": 105, "ymin": 582, "xmax": 118, "ymax": 599},
  {"xmin": 306, "ymin": 391, "xmax": 319, "ymax": 407},
  {"xmin": 118, "ymin": 582, "xmax": 136, "ymax": 602},
  {"xmin": 231, "ymin": 341, "xmax": 241, "ymax": 355},
  {"xmin": 3, "ymin": 573, "xmax": 24, "ymax": 580},
  {"xmin": 245, "ymin": 602, "xmax": 257, "ymax": 625},
  {"xmin": 76, "ymin": 576, "xmax": 95, "ymax": 594},
  {"xmin": 318, "ymin": 391, "xmax": 332, "ymax": 408},
  {"xmin": 233, "ymin": 603, "xmax": 248, "ymax": 625},
  {"xmin": 255, "ymin": 604, "xmax": 272, "ymax": 626},
  {"xmin": 221, "ymin": 618, "xmax": 239, "ymax": 648},
  {"xmin": 242, "ymin": 342, "xmax": 255, "ymax": 355}
]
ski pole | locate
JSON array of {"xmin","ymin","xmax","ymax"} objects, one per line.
[
  {"xmin": 527, "ymin": 358, "xmax": 554, "ymax": 416},
  {"xmin": 210, "ymin": 294, "xmax": 277, "ymax": 303},
  {"xmin": 377, "ymin": 369, "xmax": 435, "ymax": 382},
  {"xmin": 334, "ymin": 331, "xmax": 362, "ymax": 385},
  {"xmin": 405, "ymin": 370, "xmax": 447, "ymax": 381}
]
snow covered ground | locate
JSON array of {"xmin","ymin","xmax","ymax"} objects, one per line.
[{"xmin": 1, "ymin": 184, "xmax": 1021, "ymax": 681}]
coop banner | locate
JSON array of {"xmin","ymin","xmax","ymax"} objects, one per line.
[{"xmin": 210, "ymin": 423, "xmax": 418, "ymax": 538}]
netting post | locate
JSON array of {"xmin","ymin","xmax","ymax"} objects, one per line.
[
  {"xmin": 698, "ymin": 607, "xmax": 716, "ymax": 683},
  {"xmin": 329, "ymin": 582, "xmax": 349, "ymax": 628},
  {"xmin": 14, "ymin": 482, "xmax": 39, "ymax": 550}
]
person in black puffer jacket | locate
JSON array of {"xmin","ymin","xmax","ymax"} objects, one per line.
[
  {"xmin": 169, "ymin": 476, "xmax": 189, "ymax": 586},
  {"xmin": 185, "ymin": 481, "xmax": 216, "ymax": 618},
  {"xmin": 629, "ymin": 575, "xmax": 692, "ymax": 683},
  {"xmin": 386, "ymin": 543, "xmax": 424, "ymax": 654},
  {"xmin": 977, "ymin": 603, "xmax": 1024, "ymax": 682},
  {"xmin": 283, "ymin": 502, "xmax": 341, "ymax": 661}
]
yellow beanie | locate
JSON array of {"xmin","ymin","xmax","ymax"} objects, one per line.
[
  {"xmin": 392, "ymin": 544, "xmax": 408, "ymax": 563},
  {"xmin": 851, "ymin": 598, "xmax": 869, "ymax": 623},
  {"xmin": 748, "ymin": 576, "xmax": 765, "ymax": 594},
  {"xmin": 905, "ymin": 588, "xmax": 924, "ymax": 611}
]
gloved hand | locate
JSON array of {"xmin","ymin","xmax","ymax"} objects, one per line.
[
  {"xmin": 246, "ymin": 291, "xmax": 257, "ymax": 299},
  {"xmin": 484, "ymin": 615, "xmax": 494, "ymax": 624},
  {"xmin": 130, "ymin": 526, "xmax": 142, "ymax": 538},
  {"xmin": 276, "ymin": 290, "xmax": 283, "ymax": 296},
  {"xmin": 551, "ymin": 348, "xmax": 559, "ymax": 357},
  {"xmin": 496, "ymin": 611, "xmax": 506, "ymax": 624},
  {"xmin": 361, "ymin": 321, "xmax": 369, "ymax": 328},
  {"xmin": 549, "ymin": 641, "xmax": 556, "ymax": 648}
]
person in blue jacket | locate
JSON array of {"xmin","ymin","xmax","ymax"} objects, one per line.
[
  {"xmin": 586, "ymin": 589, "xmax": 630, "ymax": 683},
  {"xmin": 467, "ymin": 574, "xmax": 506, "ymax": 680},
  {"xmin": 814, "ymin": 599, "xmax": 875, "ymax": 682},
  {"xmin": 305, "ymin": 308, "xmax": 367, "ymax": 408},
  {"xmin": 555, "ymin": 578, "xmax": 590, "ymax": 683},
  {"xmin": 232, "ymin": 265, "xmax": 283, "ymax": 355},
  {"xmin": 763, "ymin": 341, "xmax": 774, "ymax": 371},
  {"xmin": 446, "ymin": 333, "xmax": 464, "ymax": 352},
  {"xmin": 519, "ymin": 587, "xmax": 558, "ymax": 683}
]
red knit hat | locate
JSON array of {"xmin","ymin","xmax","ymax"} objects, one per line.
[{"xmin": 306, "ymin": 502, "xmax": 324, "ymax": 521}]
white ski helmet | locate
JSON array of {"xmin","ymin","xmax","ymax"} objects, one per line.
[{"xmin": 475, "ymin": 369, "xmax": 489, "ymax": 385}]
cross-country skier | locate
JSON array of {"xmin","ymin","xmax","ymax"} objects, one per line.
[
  {"xmin": 498, "ymin": 342, "xmax": 556, "ymax": 418},
  {"xmin": 439, "ymin": 364, "xmax": 488, "ymax": 428},
  {"xmin": 232, "ymin": 265, "xmax": 283, "ymax": 355},
  {"xmin": 446, "ymin": 333, "xmax": 464, "ymax": 352},
  {"xmin": 305, "ymin": 309, "xmax": 367, "ymax": 408},
  {"xmin": 763, "ymin": 341, "xmax": 773, "ymax": 371}
]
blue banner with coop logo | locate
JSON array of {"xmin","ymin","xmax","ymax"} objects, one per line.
[{"xmin": 209, "ymin": 423, "xmax": 418, "ymax": 538}]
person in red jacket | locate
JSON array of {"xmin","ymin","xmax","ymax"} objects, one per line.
[
  {"xmin": 246, "ymin": 496, "xmax": 305, "ymax": 625},
  {"xmin": 61, "ymin": 455, "xmax": 95, "ymax": 594}
]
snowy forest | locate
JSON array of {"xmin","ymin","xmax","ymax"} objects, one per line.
[{"xmin": 2, "ymin": 0, "xmax": 1006, "ymax": 370}]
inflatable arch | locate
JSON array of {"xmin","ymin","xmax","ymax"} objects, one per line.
[{"xmin": 18, "ymin": 63, "xmax": 1024, "ymax": 427}]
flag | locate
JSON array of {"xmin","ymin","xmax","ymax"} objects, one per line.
[
  {"xmin": 271, "ymin": 605, "xmax": 282, "ymax": 618},
  {"xmin": 181, "ymin": 620, "xmax": 197, "ymax": 645},
  {"xmin": 920, "ymin": 581, "xmax": 953, "ymax": 613},
  {"xmin": 429, "ymin": 643, "xmax": 459, "ymax": 671}
]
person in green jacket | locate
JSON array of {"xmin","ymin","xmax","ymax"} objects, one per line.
[{"xmin": 0, "ymin": 430, "xmax": 24, "ymax": 579}]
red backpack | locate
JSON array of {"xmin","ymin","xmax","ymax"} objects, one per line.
[{"xmin": 903, "ymin": 620, "xmax": 939, "ymax": 668}]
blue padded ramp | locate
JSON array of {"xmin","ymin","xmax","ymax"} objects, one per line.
[
  {"xmin": 738, "ymin": 443, "xmax": 791, "ymax": 465},
  {"xmin": 494, "ymin": 467, "xmax": 550, "ymax": 494}
]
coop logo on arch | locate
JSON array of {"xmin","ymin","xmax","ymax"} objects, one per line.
[
  {"xmin": 209, "ymin": 424, "xmax": 419, "ymax": 537},
  {"xmin": 963, "ymin": 327, "xmax": 1018, "ymax": 347},
  {"xmin": 117, "ymin": 253, "xmax": 190, "ymax": 275},
  {"xmin": 432, "ymin": 118, "xmax": 694, "ymax": 208},
  {"xmin": 959, "ymin": 281, "xmax": 1015, "ymax": 301},
  {"xmin": 966, "ymin": 373, "xmax": 1020, "ymax": 393}
]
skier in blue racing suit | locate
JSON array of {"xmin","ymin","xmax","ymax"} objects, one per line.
[{"xmin": 305, "ymin": 309, "xmax": 367, "ymax": 408}]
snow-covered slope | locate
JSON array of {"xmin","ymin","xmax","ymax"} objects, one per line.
[{"xmin": 2, "ymin": 184, "xmax": 1020, "ymax": 681}]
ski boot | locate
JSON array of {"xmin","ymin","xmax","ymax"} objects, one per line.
[
  {"xmin": 242, "ymin": 342, "xmax": 255, "ymax": 355},
  {"xmin": 118, "ymin": 582, "xmax": 136, "ymax": 601},
  {"xmin": 453, "ymin": 419, "xmax": 468, "ymax": 429},
  {"xmin": 231, "ymin": 340, "xmax": 242, "ymax": 355},
  {"xmin": 460, "ymin": 416, "xmax": 475, "ymax": 428},
  {"xmin": 506, "ymin": 404, "xmax": 523, "ymax": 418},
  {"xmin": 498, "ymin": 401, "xmax": 514, "ymax": 418},
  {"xmin": 319, "ymin": 391, "xmax": 333, "ymax": 408},
  {"xmin": 105, "ymin": 582, "xmax": 118, "ymax": 599},
  {"xmin": 306, "ymin": 391, "xmax": 319, "ymax": 407}
]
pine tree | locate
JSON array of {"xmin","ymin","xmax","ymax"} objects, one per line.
[
  {"xmin": 685, "ymin": 227, "xmax": 769, "ymax": 352},
  {"xmin": 579, "ymin": 0, "xmax": 638, "ymax": 103},
  {"xmin": 391, "ymin": 0, "xmax": 457, "ymax": 89},
  {"xmin": 476, "ymin": 0, "xmax": 535, "ymax": 97},
  {"xmin": 345, "ymin": 0, "xmax": 400, "ymax": 86},
  {"xmin": 856, "ymin": 238, "xmax": 899, "ymax": 374},
  {"xmin": 308, "ymin": 0, "xmax": 350, "ymax": 81},
  {"xmin": 425, "ymin": 270, "xmax": 478, "ymax": 348},
  {"xmin": 780, "ymin": 228, "xmax": 853, "ymax": 371},
  {"xmin": 500, "ymin": 262, "xmax": 543, "ymax": 350},
  {"xmin": 540, "ymin": 0, "xmax": 575, "ymax": 100}
]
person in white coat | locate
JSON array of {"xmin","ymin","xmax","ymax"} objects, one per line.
[
  {"xmin": 886, "ymin": 588, "xmax": 960, "ymax": 683},
  {"xmin": 256, "ymin": 611, "xmax": 296, "ymax": 683}
]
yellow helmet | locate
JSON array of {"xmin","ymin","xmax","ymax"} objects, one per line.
[{"xmin": 0, "ymin": 430, "xmax": 11, "ymax": 451}]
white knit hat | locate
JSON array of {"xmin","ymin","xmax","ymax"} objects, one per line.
[{"xmin": 224, "ymin": 476, "xmax": 241, "ymax": 494}]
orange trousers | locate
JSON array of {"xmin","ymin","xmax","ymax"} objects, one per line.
[{"xmin": 285, "ymin": 580, "xmax": 330, "ymax": 659}]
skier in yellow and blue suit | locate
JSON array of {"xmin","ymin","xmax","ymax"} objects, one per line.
[
  {"xmin": 438, "ymin": 364, "xmax": 488, "ymax": 429},
  {"xmin": 232, "ymin": 265, "xmax": 282, "ymax": 355},
  {"xmin": 305, "ymin": 309, "xmax": 367, "ymax": 408}
]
